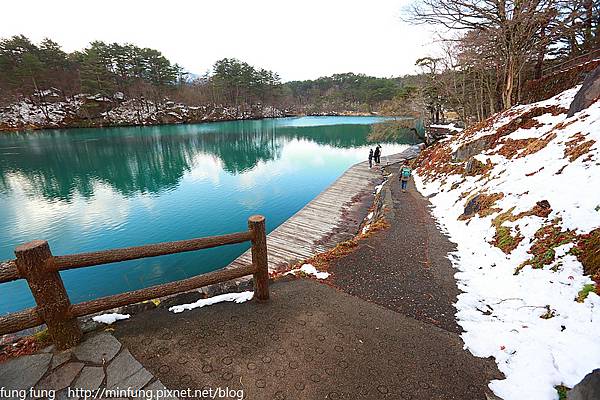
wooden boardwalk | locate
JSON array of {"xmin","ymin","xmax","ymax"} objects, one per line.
[{"xmin": 228, "ymin": 145, "xmax": 421, "ymax": 273}]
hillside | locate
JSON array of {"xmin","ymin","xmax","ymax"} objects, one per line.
[{"xmin": 413, "ymin": 85, "xmax": 600, "ymax": 399}]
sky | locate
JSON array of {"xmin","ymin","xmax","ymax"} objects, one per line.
[{"xmin": 0, "ymin": 0, "xmax": 440, "ymax": 82}]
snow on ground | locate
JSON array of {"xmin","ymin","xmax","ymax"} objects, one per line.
[
  {"xmin": 414, "ymin": 86, "xmax": 600, "ymax": 399},
  {"xmin": 286, "ymin": 263, "xmax": 330, "ymax": 280},
  {"xmin": 92, "ymin": 313, "xmax": 130, "ymax": 324},
  {"xmin": 169, "ymin": 291, "xmax": 254, "ymax": 314},
  {"xmin": 430, "ymin": 122, "xmax": 463, "ymax": 132},
  {"xmin": 374, "ymin": 180, "xmax": 387, "ymax": 195}
]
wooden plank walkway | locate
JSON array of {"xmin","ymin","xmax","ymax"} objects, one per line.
[{"xmin": 228, "ymin": 145, "xmax": 422, "ymax": 273}]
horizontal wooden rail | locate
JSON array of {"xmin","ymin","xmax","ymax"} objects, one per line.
[
  {"xmin": 53, "ymin": 231, "xmax": 254, "ymax": 270},
  {"xmin": 71, "ymin": 264, "xmax": 256, "ymax": 317},
  {"xmin": 0, "ymin": 215, "xmax": 270, "ymax": 350},
  {"xmin": 542, "ymin": 49, "xmax": 600, "ymax": 75},
  {"xmin": 0, "ymin": 260, "xmax": 20, "ymax": 283},
  {"xmin": 0, "ymin": 307, "xmax": 43, "ymax": 334}
]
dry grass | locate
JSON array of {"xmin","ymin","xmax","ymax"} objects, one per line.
[
  {"xmin": 276, "ymin": 217, "xmax": 391, "ymax": 279},
  {"xmin": 493, "ymin": 106, "xmax": 564, "ymax": 140},
  {"xmin": 465, "ymin": 158, "xmax": 494, "ymax": 177},
  {"xmin": 415, "ymin": 142, "xmax": 463, "ymax": 183},
  {"xmin": 564, "ymin": 133, "xmax": 596, "ymax": 162},
  {"xmin": 0, "ymin": 330, "xmax": 51, "ymax": 363}
]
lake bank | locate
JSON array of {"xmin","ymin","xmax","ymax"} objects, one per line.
[{"xmin": 0, "ymin": 94, "xmax": 395, "ymax": 133}]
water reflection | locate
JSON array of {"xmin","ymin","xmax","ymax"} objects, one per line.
[{"xmin": 0, "ymin": 118, "xmax": 415, "ymax": 200}]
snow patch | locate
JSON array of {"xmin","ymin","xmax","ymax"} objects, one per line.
[
  {"xmin": 169, "ymin": 291, "xmax": 254, "ymax": 314},
  {"xmin": 286, "ymin": 263, "xmax": 330, "ymax": 280},
  {"xmin": 92, "ymin": 313, "xmax": 130, "ymax": 324}
]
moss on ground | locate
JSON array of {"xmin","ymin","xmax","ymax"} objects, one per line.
[
  {"xmin": 572, "ymin": 228, "xmax": 600, "ymax": 290},
  {"xmin": 516, "ymin": 221, "xmax": 575, "ymax": 274},
  {"xmin": 577, "ymin": 284, "xmax": 597, "ymax": 303},
  {"xmin": 492, "ymin": 208, "xmax": 524, "ymax": 254},
  {"xmin": 555, "ymin": 385, "xmax": 570, "ymax": 400}
]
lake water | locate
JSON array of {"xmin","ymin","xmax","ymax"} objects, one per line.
[{"xmin": 0, "ymin": 116, "xmax": 419, "ymax": 314}]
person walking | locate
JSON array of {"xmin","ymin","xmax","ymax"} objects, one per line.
[
  {"xmin": 368, "ymin": 149, "xmax": 374, "ymax": 168},
  {"xmin": 374, "ymin": 145, "xmax": 381, "ymax": 165},
  {"xmin": 399, "ymin": 161, "xmax": 412, "ymax": 192}
]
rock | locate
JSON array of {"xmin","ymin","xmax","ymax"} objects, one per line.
[
  {"xmin": 532, "ymin": 200, "xmax": 552, "ymax": 218},
  {"xmin": 37, "ymin": 362, "xmax": 84, "ymax": 391},
  {"xmin": 73, "ymin": 333, "xmax": 121, "ymax": 364},
  {"xmin": 73, "ymin": 366, "xmax": 105, "ymax": 390},
  {"xmin": 463, "ymin": 195, "xmax": 482, "ymax": 217},
  {"xmin": 106, "ymin": 349, "xmax": 153, "ymax": 390},
  {"xmin": 568, "ymin": 369, "xmax": 600, "ymax": 399},
  {"xmin": 0, "ymin": 353, "xmax": 52, "ymax": 397},
  {"xmin": 453, "ymin": 136, "xmax": 491, "ymax": 162},
  {"xmin": 568, "ymin": 65, "xmax": 600, "ymax": 117},
  {"xmin": 41, "ymin": 345, "xmax": 55, "ymax": 353},
  {"xmin": 51, "ymin": 350, "xmax": 73, "ymax": 370}
]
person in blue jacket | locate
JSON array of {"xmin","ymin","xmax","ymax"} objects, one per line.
[{"xmin": 399, "ymin": 161, "xmax": 412, "ymax": 192}]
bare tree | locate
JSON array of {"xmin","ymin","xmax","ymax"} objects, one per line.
[{"xmin": 407, "ymin": 0, "xmax": 557, "ymax": 109}]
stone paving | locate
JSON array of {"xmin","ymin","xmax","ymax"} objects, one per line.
[
  {"xmin": 114, "ymin": 279, "xmax": 500, "ymax": 400},
  {"xmin": 0, "ymin": 332, "xmax": 173, "ymax": 400}
]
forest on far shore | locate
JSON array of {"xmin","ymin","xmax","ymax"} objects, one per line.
[
  {"xmin": 0, "ymin": 36, "xmax": 417, "ymax": 116},
  {"xmin": 1, "ymin": 0, "xmax": 598, "ymax": 125}
]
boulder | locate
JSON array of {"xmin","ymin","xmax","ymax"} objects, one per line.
[
  {"xmin": 568, "ymin": 65, "xmax": 600, "ymax": 117},
  {"xmin": 453, "ymin": 136, "xmax": 491, "ymax": 162},
  {"xmin": 568, "ymin": 369, "xmax": 600, "ymax": 400}
]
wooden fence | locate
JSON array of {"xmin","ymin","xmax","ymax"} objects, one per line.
[
  {"xmin": 541, "ymin": 48, "xmax": 600, "ymax": 76},
  {"xmin": 0, "ymin": 215, "xmax": 269, "ymax": 350}
]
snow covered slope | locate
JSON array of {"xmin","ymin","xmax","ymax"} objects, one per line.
[{"xmin": 414, "ymin": 86, "xmax": 600, "ymax": 399}]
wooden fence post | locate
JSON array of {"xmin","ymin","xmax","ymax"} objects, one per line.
[
  {"xmin": 248, "ymin": 215, "xmax": 269, "ymax": 301},
  {"xmin": 15, "ymin": 240, "xmax": 82, "ymax": 350}
]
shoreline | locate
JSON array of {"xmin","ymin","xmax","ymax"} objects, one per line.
[
  {"xmin": 226, "ymin": 145, "xmax": 422, "ymax": 275},
  {"xmin": 0, "ymin": 109, "xmax": 393, "ymax": 134}
]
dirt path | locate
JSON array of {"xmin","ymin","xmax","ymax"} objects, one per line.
[{"xmin": 329, "ymin": 163, "xmax": 464, "ymax": 334}]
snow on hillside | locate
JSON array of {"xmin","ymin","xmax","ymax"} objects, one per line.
[{"xmin": 414, "ymin": 86, "xmax": 600, "ymax": 399}]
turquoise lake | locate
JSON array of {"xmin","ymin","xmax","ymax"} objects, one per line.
[{"xmin": 0, "ymin": 116, "xmax": 419, "ymax": 314}]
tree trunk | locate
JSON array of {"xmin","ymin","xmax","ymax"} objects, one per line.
[
  {"xmin": 502, "ymin": 55, "xmax": 515, "ymax": 109},
  {"xmin": 535, "ymin": 28, "xmax": 547, "ymax": 79},
  {"xmin": 584, "ymin": 0, "xmax": 594, "ymax": 50}
]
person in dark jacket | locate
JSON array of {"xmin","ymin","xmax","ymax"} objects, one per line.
[
  {"xmin": 374, "ymin": 145, "xmax": 381, "ymax": 164},
  {"xmin": 368, "ymin": 149, "xmax": 374, "ymax": 168}
]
